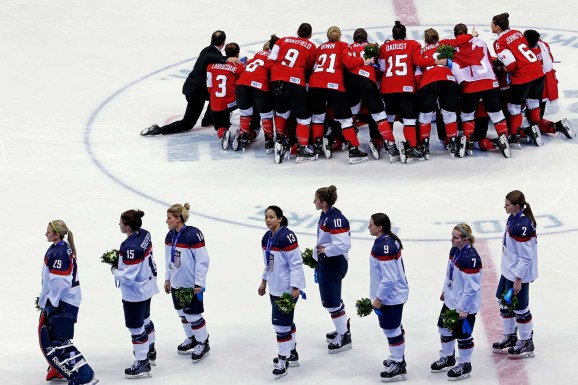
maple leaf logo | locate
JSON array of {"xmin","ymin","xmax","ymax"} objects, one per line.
[{"xmin": 452, "ymin": 39, "xmax": 487, "ymax": 68}]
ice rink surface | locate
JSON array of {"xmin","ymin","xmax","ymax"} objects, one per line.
[{"xmin": 2, "ymin": 1, "xmax": 577, "ymax": 384}]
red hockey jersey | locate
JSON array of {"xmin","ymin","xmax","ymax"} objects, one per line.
[
  {"xmin": 309, "ymin": 41, "xmax": 364, "ymax": 92},
  {"xmin": 237, "ymin": 50, "xmax": 271, "ymax": 91},
  {"xmin": 207, "ymin": 62, "xmax": 244, "ymax": 111},
  {"xmin": 267, "ymin": 36, "xmax": 316, "ymax": 87},
  {"xmin": 493, "ymin": 29, "xmax": 544, "ymax": 85}
]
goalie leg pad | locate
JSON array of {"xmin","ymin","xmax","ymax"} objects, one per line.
[{"xmin": 39, "ymin": 325, "xmax": 96, "ymax": 385}]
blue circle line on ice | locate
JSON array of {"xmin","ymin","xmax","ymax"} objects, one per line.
[{"xmin": 85, "ymin": 25, "xmax": 578, "ymax": 242}]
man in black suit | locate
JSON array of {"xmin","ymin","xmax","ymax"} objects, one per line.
[{"xmin": 142, "ymin": 30, "xmax": 240, "ymax": 136}]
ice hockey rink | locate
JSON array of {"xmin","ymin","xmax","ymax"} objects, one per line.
[{"xmin": 2, "ymin": 0, "xmax": 578, "ymax": 384}]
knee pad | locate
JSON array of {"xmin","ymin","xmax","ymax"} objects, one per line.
[
  {"xmin": 419, "ymin": 112, "xmax": 432, "ymax": 124},
  {"xmin": 488, "ymin": 110, "xmax": 506, "ymax": 123},
  {"xmin": 185, "ymin": 313, "xmax": 202, "ymax": 323},
  {"xmin": 457, "ymin": 337, "xmax": 474, "ymax": 349},
  {"xmin": 336, "ymin": 118, "xmax": 353, "ymax": 129},
  {"xmin": 526, "ymin": 98, "xmax": 540, "ymax": 110},
  {"xmin": 382, "ymin": 326, "xmax": 402, "ymax": 339},
  {"xmin": 260, "ymin": 111, "xmax": 274, "ymax": 119},
  {"xmin": 438, "ymin": 327, "xmax": 453, "ymax": 338},
  {"xmin": 441, "ymin": 109, "xmax": 457, "ymax": 123},
  {"xmin": 507, "ymin": 103, "xmax": 522, "ymax": 116},
  {"xmin": 461, "ymin": 111, "xmax": 475, "ymax": 122},
  {"xmin": 296, "ymin": 117, "xmax": 311, "ymax": 125},
  {"xmin": 240, "ymin": 107, "xmax": 253, "ymax": 117},
  {"xmin": 312, "ymin": 113, "xmax": 326, "ymax": 124},
  {"xmin": 276, "ymin": 110, "xmax": 291, "ymax": 119},
  {"xmin": 402, "ymin": 118, "xmax": 417, "ymax": 126},
  {"xmin": 351, "ymin": 102, "xmax": 361, "ymax": 115}
]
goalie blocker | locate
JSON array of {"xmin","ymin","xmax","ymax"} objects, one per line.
[{"xmin": 38, "ymin": 313, "xmax": 98, "ymax": 385}]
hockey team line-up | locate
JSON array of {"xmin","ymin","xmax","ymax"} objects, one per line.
[{"xmin": 37, "ymin": 188, "xmax": 539, "ymax": 382}]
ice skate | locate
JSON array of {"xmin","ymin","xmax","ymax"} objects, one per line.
[
  {"xmin": 492, "ymin": 333, "xmax": 517, "ymax": 354},
  {"xmin": 431, "ymin": 352, "xmax": 456, "ymax": 373},
  {"xmin": 328, "ymin": 331, "xmax": 352, "ymax": 354},
  {"xmin": 348, "ymin": 146, "xmax": 368, "ymax": 165},
  {"xmin": 322, "ymin": 136, "xmax": 333, "ymax": 159},
  {"xmin": 457, "ymin": 136, "xmax": 466, "ymax": 158},
  {"xmin": 177, "ymin": 336, "xmax": 198, "ymax": 355},
  {"xmin": 272, "ymin": 355, "xmax": 289, "ymax": 379},
  {"xmin": 555, "ymin": 118, "xmax": 576, "ymax": 139},
  {"xmin": 447, "ymin": 362, "xmax": 472, "ymax": 381},
  {"xmin": 508, "ymin": 338, "xmax": 535, "ymax": 359},
  {"xmin": 380, "ymin": 360, "xmax": 407, "ymax": 382},
  {"xmin": 296, "ymin": 145, "xmax": 316, "ymax": 163},
  {"xmin": 491, "ymin": 134, "xmax": 511, "ymax": 158},
  {"xmin": 124, "ymin": 359, "xmax": 152, "ymax": 379},
  {"xmin": 446, "ymin": 137, "xmax": 459, "ymax": 158},
  {"xmin": 368, "ymin": 138, "xmax": 382, "ymax": 160},
  {"xmin": 140, "ymin": 124, "xmax": 161, "ymax": 137},
  {"xmin": 273, "ymin": 347, "xmax": 300, "ymax": 367},
  {"xmin": 508, "ymin": 134, "xmax": 522, "ymax": 149},
  {"xmin": 524, "ymin": 125, "xmax": 544, "ymax": 146},
  {"xmin": 190, "ymin": 338, "xmax": 211, "ymax": 363}
]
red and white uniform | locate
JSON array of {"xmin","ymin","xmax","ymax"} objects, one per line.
[
  {"xmin": 267, "ymin": 36, "xmax": 317, "ymax": 87},
  {"xmin": 379, "ymin": 39, "xmax": 435, "ymax": 94},
  {"xmin": 418, "ymin": 42, "xmax": 456, "ymax": 89},
  {"xmin": 493, "ymin": 29, "xmax": 544, "ymax": 85},
  {"xmin": 207, "ymin": 62, "xmax": 244, "ymax": 111},
  {"xmin": 531, "ymin": 40, "xmax": 558, "ymax": 102},
  {"xmin": 237, "ymin": 50, "xmax": 271, "ymax": 92},
  {"xmin": 347, "ymin": 42, "xmax": 378, "ymax": 83},
  {"xmin": 309, "ymin": 41, "xmax": 364, "ymax": 91},
  {"xmin": 439, "ymin": 34, "xmax": 499, "ymax": 93}
]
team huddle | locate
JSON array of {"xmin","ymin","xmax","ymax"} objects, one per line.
[{"xmin": 145, "ymin": 13, "xmax": 576, "ymax": 165}]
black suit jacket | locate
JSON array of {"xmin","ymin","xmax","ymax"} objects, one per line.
[{"xmin": 182, "ymin": 45, "xmax": 227, "ymax": 98}]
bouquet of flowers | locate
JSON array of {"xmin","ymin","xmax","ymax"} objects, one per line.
[
  {"xmin": 35, "ymin": 296, "xmax": 42, "ymax": 312},
  {"xmin": 175, "ymin": 288, "xmax": 195, "ymax": 308},
  {"xmin": 101, "ymin": 249, "xmax": 119, "ymax": 268},
  {"xmin": 355, "ymin": 298, "xmax": 373, "ymax": 317},
  {"xmin": 499, "ymin": 288, "xmax": 519, "ymax": 312},
  {"xmin": 441, "ymin": 308, "xmax": 460, "ymax": 331},
  {"xmin": 301, "ymin": 248, "xmax": 317, "ymax": 269},
  {"xmin": 275, "ymin": 292, "xmax": 296, "ymax": 314},
  {"xmin": 363, "ymin": 42, "xmax": 380, "ymax": 59},
  {"xmin": 436, "ymin": 44, "xmax": 455, "ymax": 59}
]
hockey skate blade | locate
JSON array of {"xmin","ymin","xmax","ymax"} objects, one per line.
[
  {"xmin": 508, "ymin": 352, "xmax": 534, "ymax": 360},
  {"xmin": 125, "ymin": 372, "xmax": 152, "ymax": 380},
  {"xmin": 405, "ymin": 157, "xmax": 425, "ymax": 164},
  {"xmin": 177, "ymin": 350, "xmax": 193, "ymax": 355},
  {"xmin": 492, "ymin": 348, "xmax": 510, "ymax": 354},
  {"xmin": 273, "ymin": 360, "xmax": 300, "ymax": 368},
  {"xmin": 431, "ymin": 367, "xmax": 452, "ymax": 373},
  {"xmin": 221, "ymin": 131, "xmax": 230, "ymax": 151},
  {"xmin": 349, "ymin": 156, "xmax": 368, "ymax": 165},
  {"xmin": 328, "ymin": 343, "xmax": 352, "ymax": 354},
  {"xmin": 296, "ymin": 156, "xmax": 316, "ymax": 163},
  {"xmin": 192, "ymin": 351, "xmax": 210, "ymax": 364},
  {"xmin": 368, "ymin": 142, "xmax": 380, "ymax": 160},
  {"xmin": 381, "ymin": 374, "xmax": 407, "ymax": 382},
  {"xmin": 274, "ymin": 371, "xmax": 288, "ymax": 380},
  {"xmin": 448, "ymin": 373, "xmax": 471, "ymax": 381}
]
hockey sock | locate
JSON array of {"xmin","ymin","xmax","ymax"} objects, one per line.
[
  {"xmin": 129, "ymin": 328, "xmax": 149, "ymax": 360},
  {"xmin": 188, "ymin": 315, "xmax": 208, "ymax": 343},
  {"xmin": 419, "ymin": 122, "xmax": 431, "ymax": 142},
  {"xmin": 514, "ymin": 310, "xmax": 533, "ymax": 340},
  {"xmin": 383, "ymin": 327, "xmax": 405, "ymax": 362},
  {"xmin": 291, "ymin": 323, "xmax": 297, "ymax": 350},
  {"xmin": 508, "ymin": 114, "xmax": 523, "ymax": 135},
  {"xmin": 144, "ymin": 318, "xmax": 156, "ymax": 345},
  {"xmin": 274, "ymin": 325, "xmax": 292, "ymax": 357},
  {"xmin": 262, "ymin": 118, "xmax": 274, "ymax": 138},
  {"xmin": 528, "ymin": 108, "xmax": 541, "ymax": 126},
  {"xmin": 445, "ymin": 121, "xmax": 458, "ymax": 138},
  {"xmin": 539, "ymin": 118, "xmax": 555, "ymax": 134},
  {"xmin": 239, "ymin": 115, "xmax": 252, "ymax": 134},
  {"xmin": 296, "ymin": 123, "xmax": 310, "ymax": 146},
  {"xmin": 312, "ymin": 123, "xmax": 325, "ymax": 141},
  {"xmin": 478, "ymin": 138, "xmax": 495, "ymax": 151},
  {"xmin": 439, "ymin": 327, "xmax": 456, "ymax": 357},
  {"xmin": 461, "ymin": 121, "xmax": 475, "ymax": 139},
  {"xmin": 457, "ymin": 337, "xmax": 474, "ymax": 363},
  {"xmin": 403, "ymin": 125, "xmax": 418, "ymax": 147},
  {"xmin": 180, "ymin": 316, "xmax": 194, "ymax": 338},
  {"xmin": 378, "ymin": 119, "xmax": 395, "ymax": 142},
  {"xmin": 342, "ymin": 127, "xmax": 360, "ymax": 147},
  {"xmin": 500, "ymin": 313, "xmax": 517, "ymax": 335},
  {"xmin": 494, "ymin": 119, "xmax": 508, "ymax": 136},
  {"xmin": 274, "ymin": 116, "xmax": 287, "ymax": 137}
]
